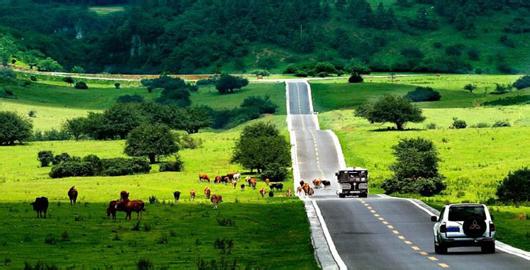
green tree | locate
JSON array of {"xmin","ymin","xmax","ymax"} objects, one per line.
[
  {"xmin": 37, "ymin": 151, "xmax": 54, "ymax": 167},
  {"xmin": 64, "ymin": 117, "xmax": 87, "ymax": 140},
  {"xmin": 125, "ymin": 123, "xmax": 178, "ymax": 164},
  {"xmin": 232, "ymin": 122, "xmax": 290, "ymax": 173},
  {"xmin": 175, "ymin": 106, "xmax": 213, "ymax": 134},
  {"xmin": 355, "ymin": 95, "xmax": 425, "ymax": 130},
  {"xmin": 37, "ymin": 57, "xmax": 63, "ymax": 72},
  {"xmin": 0, "ymin": 111, "xmax": 32, "ymax": 145},
  {"xmin": 215, "ymin": 74, "xmax": 249, "ymax": 94},
  {"xmin": 496, "ymin": 168, "xmax": 530, "ymax": 205}
]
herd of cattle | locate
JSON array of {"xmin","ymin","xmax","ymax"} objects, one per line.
[{"xmin": 29, "ymin": 174, "xmax": 330, "ymax": 220}]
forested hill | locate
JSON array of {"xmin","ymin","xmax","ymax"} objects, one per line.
[{"xmin": 1, "ymin": 0, "xmax": 529, "ymax": 74}]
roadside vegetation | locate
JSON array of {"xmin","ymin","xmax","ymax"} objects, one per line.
[{"xmin": 314, "ymin": 74, "xmax": 530, "ymax": 250}]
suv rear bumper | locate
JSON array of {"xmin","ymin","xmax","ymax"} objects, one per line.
[{"xmin": 439, "ymin": 236, "xmax": 494, "ymax": 247}]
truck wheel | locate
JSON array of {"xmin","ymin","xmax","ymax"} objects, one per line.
[
  {"xmin": 481, "ymin": 242, "xmax": 495, "ymax": 254},
  {"xmin": 339, "ymin": 194, "xmax": 345, "ymax": 198},
  {"xmin": 434, "ymin": 242, "xmax": 447, "ymax": 254}
]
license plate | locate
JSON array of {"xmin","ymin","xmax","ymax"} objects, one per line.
[{"xmin": 447, "ymin": 227, "xmax": 460, "ymax": 232}]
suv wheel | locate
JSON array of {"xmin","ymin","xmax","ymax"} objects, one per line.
[
  {"xmin": 434, "ymin": 242, "xmax": 447, "ymax": 254},
  {"xmin": 338, "ymin": 194, "xmax": 345, "ymax": 198},
  {"xmin": 481, "ymin": 242, "xmax": 495, "ymax": 254}
]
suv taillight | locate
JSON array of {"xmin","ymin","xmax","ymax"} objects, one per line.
[
  {"xmin": 490, "ymin": 222, "xmax": 496, "ymax": 232},
  {"xmin": 440, "ymin": 224, "xmax": 447, "ymax": 233}
]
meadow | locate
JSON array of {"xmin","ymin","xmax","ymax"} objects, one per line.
[
  {"xmin": 312, "ymin": 75, "xmax": 530, "ymax": 250},
  {"xmin": 0, "ymin": 79, "xmax": 317, "ymax": 269}
]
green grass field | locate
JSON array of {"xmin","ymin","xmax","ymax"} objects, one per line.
[{"xmin": 313, "ymin": 75, "xmax": 530, "ymax": 250}]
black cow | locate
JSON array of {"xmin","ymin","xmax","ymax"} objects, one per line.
[
  {"xmin": 270, "ymin": 183, "xmax": 284, "ymax": 191},
  {"xmin": 322, "ymin": 180, "xmax": 331, "ymax": 187},
  {"xmin": 31, "ymin": 197, "xmax": 49, "ymax": 218},
  {"xmin": 173, "ymin": 191, "xmax": 181, "ymax": 203}
]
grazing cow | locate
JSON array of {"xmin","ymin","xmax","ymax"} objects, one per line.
[
  {"xmin": 199, "ymin": 174, "xmax": 210, "ymax": 183},
  {"xmin": 173, "ymin": 191, "xmax": 181, "ymax": 203},
  {"xmin": 299, "ymin": 180, "xmax": 305, "ymax": 187},
  {"xmin": 31, "ymin": 197, "xmax": 49, "ymax": 218},
  {"xmin": 269, "ymin": 191, "xmax": 274, "ymax": 197},
  {"xmin": 296, "ymin": 186, "xmax": 303, "ymax": 195},
  {"xmin": 233, "ymin": 173, "xmax": 241, "ymax": 181},
  {"xmin": 222, "ymin": 176, "xmax": 230, "ymax": 184},
  {"xmin": 287, "ymin": 188, "xmax": 293, "ymax": 197},
  {"xmin": 307, "ymin": 187, "xmax": 315, "ymax": 196},
  {"xmin": 214, "ymin": 176, "xmax": 222, "ymax": 184},
  {"xmin": 322, "ymin": 180, "xmax": 331, "ymax": 187},
  {"xmin": 248, "ymin": 178, "xmax": 257, "ymax": 189},
  {"xmin": 204, "ymin": 187, "xmax": 211, "ymax": 199},
  {"xmin": 313, "ymin": 178, "xmax": 322, "ymax": 188},
  {"xmin": 270, "ymin": 183, "xmax": 284, "ymax": 191},
  {"xmin": 302, "ymin": 183, "xmax": 311, "ymax": 195},
  {"xmin": 116, "ymin": 199, "xmax": 145, "ymax": 220},
  {"xmin": 107, "ymin": 200, "xmax": 118, "ymax": 219},
  {"xmin": 259, "ymin": 188, "xmax": 266, "ymax": 198},
  {"xmin": 190, "ymin": 189, "xmax": 196, "ymax": 201},
  {"xmin": 210, "ymin": 195, "xmax": 223, "ymax": 208},
  {"xmin": 232, "ymin": 180, "xmax": 237, "ymax": 189},
  {"xmin": 240, "ymin": 184, "xmax": 245, "ymax": 191},
  {"xmin": 68, "ymin": 186, "xmax": 78, "ymax": 205}
]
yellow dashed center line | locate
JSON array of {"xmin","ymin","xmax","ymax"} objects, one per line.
[
  {"xmin": 419, "ymin": 251, "xmax": 428, "ymax": 256},
  {"xmin": 404, "ymin": 240, "xmax": 413, "ymax": 245},
  {"xmin": 398, "ymin": 235, "xmax": 405, "ymax": 240},
  {"xmin": 387, "ymin": 225, "xmax": 394, "ymax": 229},
  {"xmin": 428, "ymin": 256, "xmax": 439, "ymax": 261},
  {"xmin": 438, "ymin": 263, "xmax": 450, "ymax": 268},
  {"xmin": 412, "ymin": 246, "xmax": 421, "ymax": 251}
]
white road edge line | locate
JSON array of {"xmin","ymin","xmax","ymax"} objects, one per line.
[
  {"xmin": 312, "ymin": 199, "xmax": 348, "ymax": 270},
  {"xmin": 386, "ymin": 196, "xmax": 530, "ymax": 261}
]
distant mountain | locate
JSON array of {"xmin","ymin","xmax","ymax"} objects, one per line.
[{"xmin": 1, "ymin": 0, "xmax": 529, "ymax": 74}]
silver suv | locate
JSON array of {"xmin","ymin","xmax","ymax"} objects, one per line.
[{"xmin": 431, "ymin": 204, "xmax": 495, "ymax": 254}]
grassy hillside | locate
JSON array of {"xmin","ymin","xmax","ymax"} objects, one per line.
[{"xmin": 312, "ymin": 75, "xmax": 530, "ymax": 250}]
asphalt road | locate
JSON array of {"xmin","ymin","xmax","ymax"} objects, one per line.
[{"xmin": 287, "ymin": 81, "xmax": 529, "ymax": 269}]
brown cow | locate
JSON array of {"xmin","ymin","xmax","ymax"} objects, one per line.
[
  {"xmin": 190, "ymin": 189, "xmax": 196, "ymax": 201},
  {"xmin": 199, "ymin": 174, "xmax": 210, "ymax": 183},
  {"xmin": 296, "ymin": 186, "xmax": 303, "ymax": 195},
  {"xmin": 107, "ymin": 200, "xmax": 118, "ymax": 219},
  {"xmin": 68, "ymin": 186, "xmax": 78, "ymax": 205},
  {"xmin": 214, "ymin": 176, "xmax": 222, "ymax": 184},
  {"xmin": 210, "ymin": 194, "xmax": 223, "ymax": 208},
  {"xmin": 31, "ymin": 197, "xmax": 48, "ymax": 218},
  {"xmin": 116, "ymin": 199, "xmax": 145, "ymax": 220},
  {"xmin": 248, "ymin": 177, "xmax": 257, "ymax": 189},
  {"xmin": 204, "ymin": 187, "xmax": 211, "ymax": 199},
  {"xmin": 313, "ymin": 178, "xmax": 322, "ymax": 188},
  {"xmin": 259, "ymin": 188, "xmax": 266, "ymax": 198},
  {"xmin": 302, "ymin": 183, "xmax": 311, "ymax": 195},
  {"xmin": 307, "ymin": 187, "xmax": 315, "ymax": 196}
]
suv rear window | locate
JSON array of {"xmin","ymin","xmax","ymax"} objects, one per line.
[{"xmin": 448, "ymin": 206, "xmax": 486, "ymax": 221}]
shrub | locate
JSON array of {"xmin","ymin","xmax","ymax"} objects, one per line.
[
  {"xmin": 137, "ymin": 259, "xmax": 154, "ymax": 270},
  {"xmin": 464, "ymin": 84, "xmax": 477, "ymax": 93},
  {"xmin": 71, "ymin": 66, "xmax": 85, "ymax": 73},
  {"xmin": 295, "ymin": 70, "xmax": 308, "ymax": 77},
  {"xmin": 31, "ymin": 129, "xmax": 70, "ymax": 141},
  {"xmin": 37, "ymin": 151, "xmax": 54, "ymax": 167},
  {"xmin": 0, "ymin": 88, "xmax": 16, "ymax": 99},
  {"xmin": 0, "ymin": 67, "xmax": 16, "ymax": 82},
  {"xmin": 176, "ymin": 133, "xmax": 202, "ymax": 149},
  {"xmin": 28, "ymin": 110, "xmax": 37, "ymax": 118},
  {"xmin": 30, "ymin": 76, "xmax": 37, "ymax": 81},
  {"xmin": 513, "ymin": 75, "xmax": 530, "ymax": 90},
  {"xmin": 240, "ymin": 96, "xmax": 277, "ymax": 114},
  {"xmin": 100, "ymin": 158, "xmax": 151, "ymax": 176},
  {"xmin": 148, "ymin": 196, "xmax": 158, "ymax": 204},
  {"xmin": 492, "ymin": 83, "xmax": 512, "ymax": 94},
  {"xmin": 451, "ymin": 118, "xmax": 467, "ymax": 129},
  {"xmin": 492, "ymin": 120, "xmax": 511, "ymax": 127},
  {"xmin": 82, "ymin": 154, "xmax": 102, "ymax": 172},
  {"xmin": 472, "ymin": 122, "xmax": 490, "ymax": 128},
  {"xmin": 0, "ymin": 111, "xmax": 33, "ymax": 145},
  {"xmin": 117, "ymin": 94, "xmax": 144, "ymax": 104},
  {"xmin": 496, "ymin": 168, "xmax": 530, "ymax": 205},
  {"xmin": 426, "ymin": 123, "xmax": 437, "ymax": 130},
  {"xmin": 74, "ymin": 81, "xmax": 88, "ymax": 90},
  {"xmin": 52, "ymin": 153, "xmax": 72, "ymax": 165},
  {"xmin": 261, "ymin": 163, "xmax": 288, "ymax": 182},
  {"xmin": 63, "ymin": 77, "xmax": 74, "ymax": 85},
  {"xmin": 404, "ymin": 87, "xmax": 441, "ymax": 102},
  {"xmin": 159, "ymin": 156, "xmax": 184, "ymax": 172},
  {"xmin": 251, "ymin": 69, "xmax": 270, "ymax": 77},
  {"xmin": 49, "ymin": 161, "xmax": 95, "ymax": 178},
  {"xmin": 348, "ymin": 73, "xmax": 363, "ymax": 83},
  {"xmin": 114, "ymin": 82, "xmax": 121, "ymax": 89}
]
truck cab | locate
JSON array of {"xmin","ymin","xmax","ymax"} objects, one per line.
[{"xmin": 336, "ymin": 168, "xmax": 368, "ymax": 198}]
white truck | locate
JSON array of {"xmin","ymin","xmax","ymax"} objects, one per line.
[{"xmin": 336, "ymin": 168, "xmax": 368, "ymax": 198}]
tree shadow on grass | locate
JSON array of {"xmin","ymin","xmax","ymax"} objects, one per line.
[{"xmin": 369, "ymin": 127, "xmax": 424, "ymax": 132}]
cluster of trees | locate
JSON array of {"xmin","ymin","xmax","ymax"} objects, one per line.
[
  {"xmin": 381, "ymin": 138, "xmax": 446, "ymax": 196},
  {"xmin": 0, "ymin": 111, "xmax": 33, "ymax": 145},
  {"xmin": 232, "ymin": 122, "xmax": 290, "ymax": 181},
  {"xmin": 496, "ymin": 168, "xmax": 530, "ymax": 206}
]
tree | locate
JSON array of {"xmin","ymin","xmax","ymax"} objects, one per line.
[
  {"xmin": 37, "ymin": 57, "xmax": 63, "ymax": 72},
  {"xmin": 71, "ymin": 66, "xmax": 85, "ymax": 73},
  {"xmin": 0, "ymin": 66, "xmax": 16, "ymax": 82},
  {"xmin": 464, "ymin": 84, "xmax": 477, "ymax": 93},
  {"xmin": 175, "ymin": 106, "xmax": 213, "ymax": 134},
  {"xmin": 64, "ymin": 117, "xmax": 87, "ymax": 140},
  {"xmin": 215, "ymin": 74, "xmax": 249, "ymax": 94},
  {"xmin": 382, "ymin": 138, "xmax": 446, "ymax": 196},
  {"xmin": 37, "ymin": 151, "xmax": 54, "ymax": 167},
  {"xmin": 0, "ymin": 111, "xmax": 32, "ymax": 145},
  {"xmin": 232, "ymin": 122, "xmax": 290, "ymax": 173},
  {"xmin": 355, "ymin": 95, "xmax": 425, "ymax": 130},
  {"xmin": 63, "ymin": 77, "xmax": 75, "ymax": 86},
  {"xmin": 125, "ymin": 123, "xmax": 178, "ymax": 164},
  {"xmin": 496, "ymin": 168, "xmax": 530, "ymax": 205}
]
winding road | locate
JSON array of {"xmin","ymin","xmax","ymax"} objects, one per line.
[{"xmin": 286, "ymin": 81, "xmax": 530, "ymax": 270}]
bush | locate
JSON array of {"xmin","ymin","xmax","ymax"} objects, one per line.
[
  {"xmin": 159, "ymin": 156, "xmax": 184, "ymax": 172},
  {"xmin": 251, "ymin": 69, "xmax": 270, "ymax": 77},
  {"xmin": 496, "ymin": 168, "xmax": 530, "ymax": 205},
  {"xmin": 176, "ymin": 133, "xmax": 202, "ymax": 149},
  {"xmin": 513, "ymin": 75, "xmax": 530, "ymax": 90},
  {"xmin": 117, "ymin": 94, "xmax": 144, "ymax": 104},
  {"xmin": 1, "ymin": 88, "xmax": 16, "ymax": 99},
  {"xmin": 295, "ymin": 70, "xmax": 308, "ymax": 77},
  {"xmin": 63, "ymin": 77, "xmax": 74, "ymax": 85},
  {"xmin": 37, "ymin": 151, "xmax": 54, "ymax": 167},
  {"xmin": 31, "ymin": 129, "xmax": 71, "ymax": 141},
  {"xmin": 240, "ymin": 96, "xmax": 277, "ymax": 114},
  {"xmin": 464, "ymin": 84, "xmax": 477, "ymax": 93},
  {"xmin": 52, "ymin": 153, "xmax": 72, "ymax": 165},
  {"xmin": 348, "ymin": 73, "xmax": 363, "ymax": 83},
  {"xmin": 49, "ymin": 161, "xmax": 95, "ymax": 178},
  {"xmin": 74, "ymin": 81, "xmax": 88, "ymax": 89},
  {"xmin": 71, "ymin": 66, "xmax": 85, "ymax": 73},
  {"xmin": 100, "ymin": 158, "xmax": 151, "ymax": 176},
  {"xmin": 82, "ymin": 154, "xmax": 102, "ymax": 172},
  {"xmin": 382, "ymin": 176, "xmax": 446, "ymax": 196},
  {"xmin": 261, "ymin": 163, "xmax": 288, "ymax": 182},
  {"xmin": 30, "ymin": 76, "xmax": 37, "ymax": 81},
  {"xmin": 451, "ymin": 118, "xmax": 467, "ymax": 129},
  {"xmin": 492, "ymin": 83, "xmax": 512, "ymax": 94},
  {"xmin": 0, "ymin": 111, "xmax": 33, "ymax": 145},
  {"xmin": 215, "ymin": 74, "xmax": 248, "ymax": 94},
  {"xmin": 137, "ymin": 259, "xmax": 154, "ymax": 270},
  {"xmin": 472, "ymin": 122, "xmax": 490, "ymax": 128},
  {"xmin": 114, "ymin": 82, "xmax": 121, "ymax": 89},
  {"xmin": 426, "ymin": 123, "xmax": 437, "ymax": 130},
  {"xmin": 0, "ymin": 66, "xmax": 16, "ymax": 82},
  {"xmin": 492, "ymin": 120, "xmax": 511, "ymax": 127},
  {"xmin": 404, "ymin": 87, "xmax": 441, "ymax": 102}
]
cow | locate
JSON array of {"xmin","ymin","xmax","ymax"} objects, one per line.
[
  {"xmin": 204, "ymin": 187, "xmax": 211, "ymax": 199},
  {"xmin": 299, "ymin": 180, "xmax": 305, "ymax": 187},
  {"xmin": 173, "ymin": 191, "xmax": 181, "ymax": 203},
  {"xmin": 270, "ymin": 183, "xmax": 284, "ymax": 191},
  {"xmin": 190, "ymin": 189, "xmax": 196, "ymax": 201},
  {"xmin": 296, "ymin": 186, "xmax": 303, "ymax": 195},
  {"xmin": 68, "ymin": 186, "xmax": 78, "ymax": 205},
  {"xmin": 210, "ymin": 195, "xmax": 223, "ymax": 208},
  {"xmin": 302, "ymin": 183, "xmax": 311, "ymax": 195},
  {"xmin": 233, "ymin": 173, "xmax": 241, "ymax": 181},
  {"xmin": 307, "ymin": 187, "xmax": 315, "ymax": 196},
  {"xmin": 259, "ymin": 188, "xmax": 266, "ymax": 198},
  {"xmin": 214, "ymin": 176, "xmax": 222, "ymax": 184},
  {"xmin": 221, "ymin": 176, "xmax": 230, "ymax": 184},
  {"xmin": 107, "ymin": 200, "xmax": 118, "ymax": 219},
  {"xmin": 232, "ymin": 180, "xmax": 237, "ymax": 189},
  {"xmin": 199, "ymin": 174, "xmax": 210, "ymax": 183},
  {"xmin": 116, "ymin": 199, "xmax": 145, "ymax": 220},
  {"xmin": 248, "ymin": 177, "xmax": 257, "ymax": 189},
  {"xmin": 31, "ymin": 197, "xmax": 49, "ymax": 218},
  {"xmin": 268, "ymin": 191, "xmax": 274, "ymax": 197},
  {"xmin": 287, "ymin": 188, "xmax": 293, "ymax": 197},
  {"xmin": 313, "ymin": 178, "xmax": 322, "ymax": 188},
  {"xmin": 240, "ymin": 184, "xmax": 245, "ymax": 191},
  {"xmin": 322, "ymin": 180, "xmax": 331, "ymax": 187}
]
